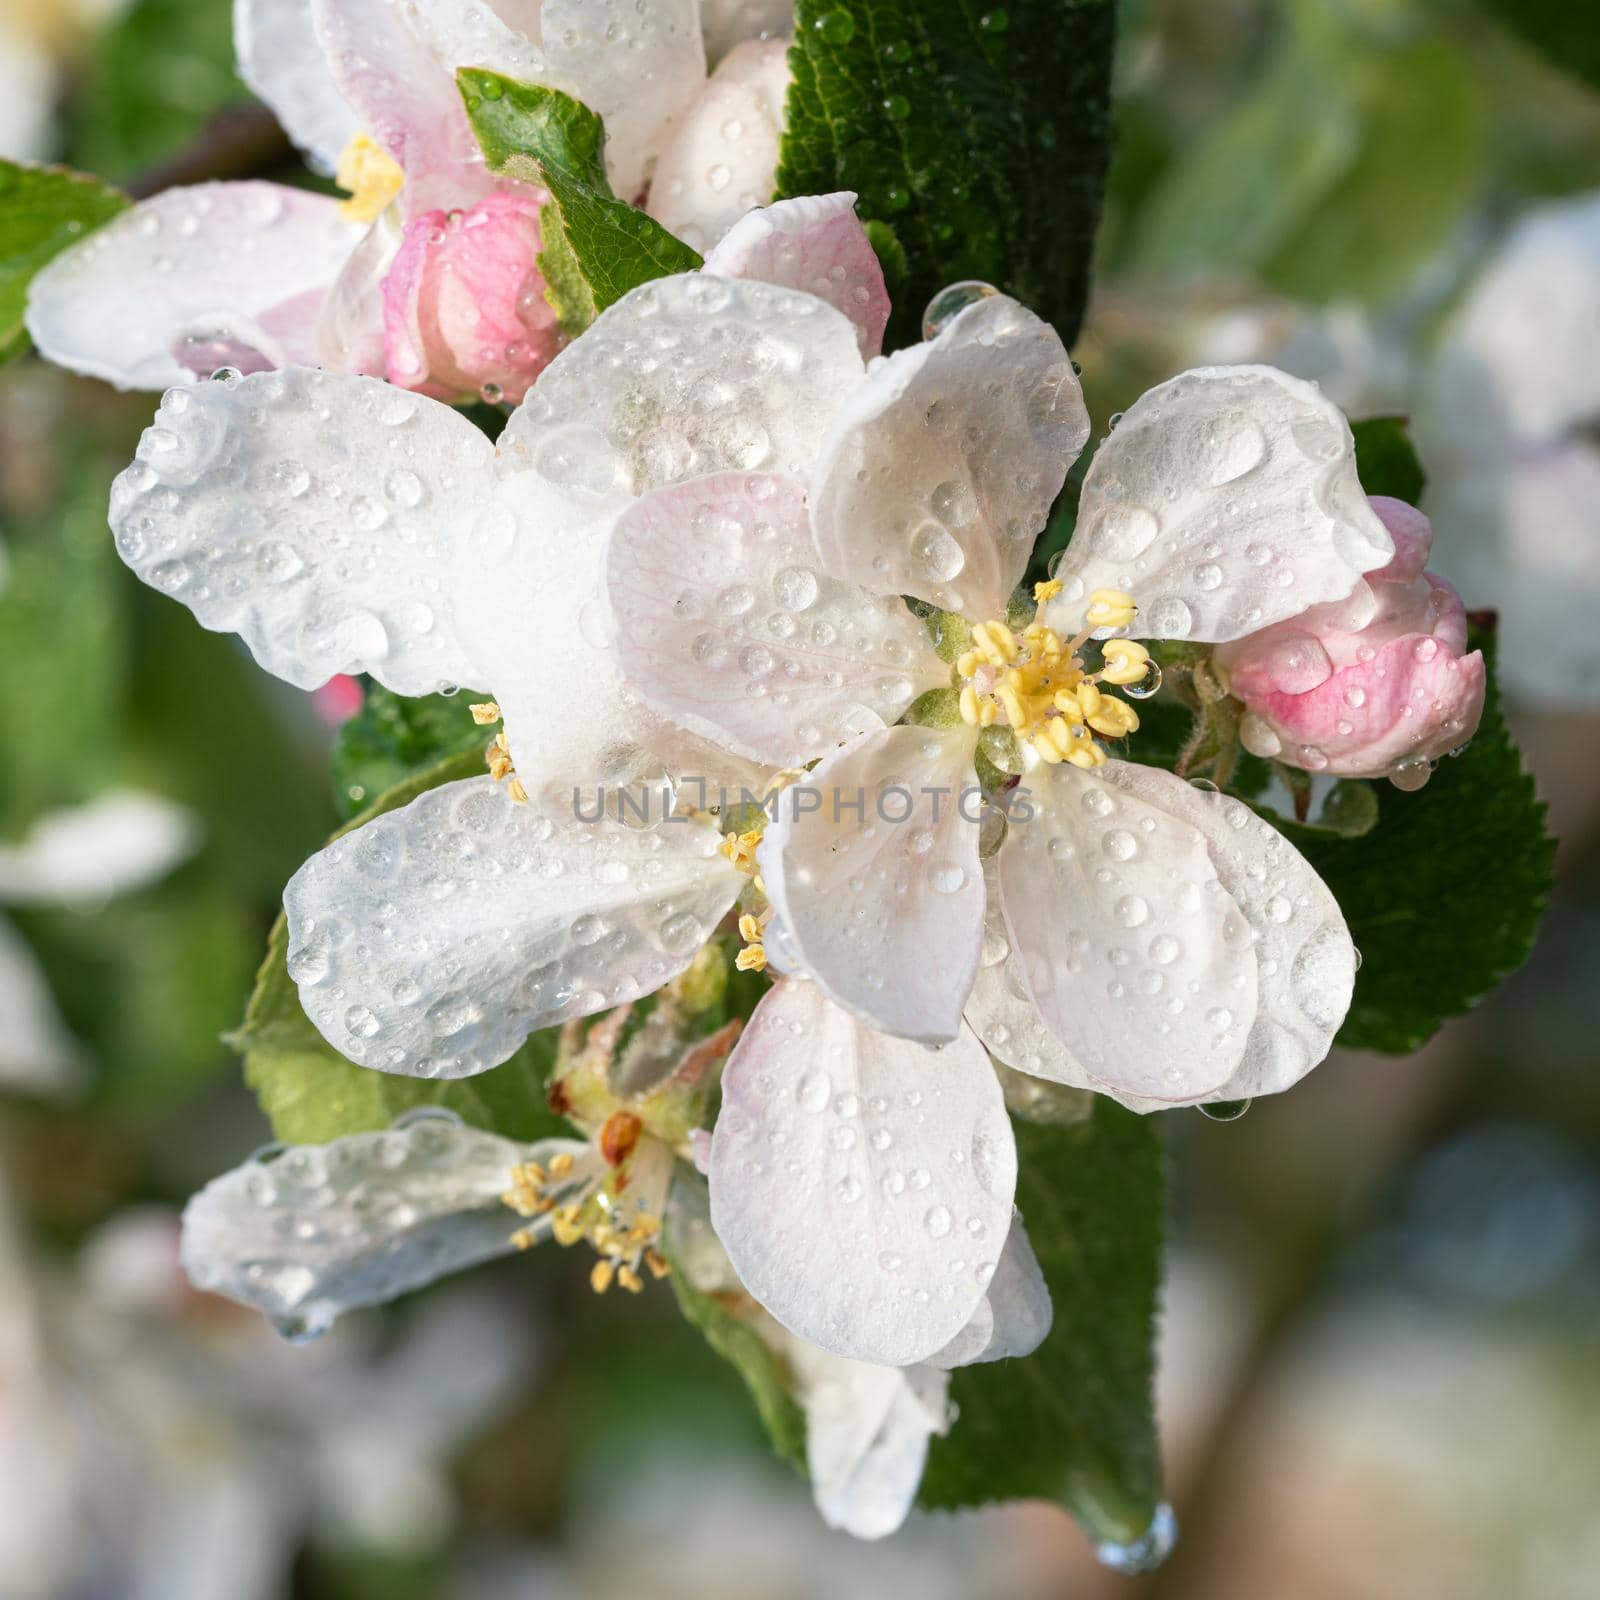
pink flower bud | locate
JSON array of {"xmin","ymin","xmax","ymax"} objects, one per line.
[
  {"xmin": 381, "ymin": 193, "xmax": 561, "ymax": 403},
  {"xmin": 1214, "ymin": 497, "xmax": 1486, "ymax": 784}
]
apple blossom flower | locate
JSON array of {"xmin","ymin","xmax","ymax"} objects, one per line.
[
  {"xmin": 25, "ymin": 0, "xmax": 795, "ymax": 398},
  {"xmin": 1215, "ymin": 495, "xmax": 1486, "ymax": 787},
  {"xmin": 110, "ymin": 192, "xmax": 1381, "ymax": 1355},
  {"xmin": 180, "ymin": 997, "xmax": 1048, "ymax": 1540}
]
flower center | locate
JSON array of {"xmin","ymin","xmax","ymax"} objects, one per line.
[
  {"xmin": 336, "ymin": 133, "xmax": 405, "ymax": 223},
  {"xmin": 956, "ymin": 583, "xmax": 1154, "ymax": 769},
  {"xmin": 503, "ymin": 1117, "xmax": 676, "ymax": 1294}
]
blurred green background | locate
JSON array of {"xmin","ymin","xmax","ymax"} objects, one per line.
[{"xmin": 1, "ymin": 0, "xmax": 1597, "ymax": 1594}]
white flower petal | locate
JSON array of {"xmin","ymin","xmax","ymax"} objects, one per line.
[
  {"xmin": 759, "ymin": 724, "xmax": 986, "ymax": 1044},
  {"xmin": 699, "ymin": 0, "xmax": 793, "ymax": 62},
  {"xmin": 1099, "ymin": 765, "xmax": 1355, "ymax": 1102},
  {"xmin": 997, "ymin": 759, "xmax": 1256, "ymax": 1104},
  {"xmin": 284, "ymin": 776, "xmax": 741, "ymax": 1077},
  {"xmin": 703, "ymin": 192, "xmax": 891, "ymax": 360},
  {"xmin": 709, "ymin": 979, "xmax": 1017, "ymax": 1366},
  {"xmin": 312, "ymin": 0, "xmax": 494, "ymax": 208},
  {"xmin": 606, "ymin": 472, "xmax": 947, "ymax": 767},
  {"xmin": 450, "ymin": 470, "xmax": 768, "ymax": 790},
  {"xmin": 0, "ymin": 791, "xmax": 198, "ymax": 906},
  {"xmin": 181, "ymin": 1115, "xmax": 586, "ymax": 1333},
  {"xmin": 109, "ymin": 367, "xmax": 490, "ymax": 694},
  {"xmin": 789, "ymin": 1345, "xmax": 949, "ymax": 1541},
  {"xmin": 1050, "ymin": 365, "xmax": 1393, "ymax": 644},
  {"xmin": 235, "ymin": 0, "xmax": 359, "ymax": 171},
  {"xmin": 963, "ymin": 858, "xmax": 1094, "ymax": 1088},
  {"xmin": 25, "ymin": 183, "xmax": 363, "ymax": 390},
  {"xmin": 924, "ymin": 1213, "xmax": 1051, "ymax": 1369},
  {"xmin": 810, "ymin": 294, "xmax": 1087, "ymax": 619},
  {"xmin": 646, "ymin": 37, "xmax": 789, "ymax": 253},
  {"xmin": 316, "ymin": 214, "xmax": 400, "ymax": 376},
  {"xmin": 501, "ymin": 273, "xmax": 865, "ymax": 494},
  {"xmin": 542, "ymin": 0, "xmax": 707, "ymax": 200},
  {"xmin": 0, "ymin": 917, "xmax": 85, "ymax": 1096}
]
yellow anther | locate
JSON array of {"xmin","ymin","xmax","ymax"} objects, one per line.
[
  {"xmin": 959, "ymin": 685, "xmax": 982, "ymax": 726},
  {"xmin": 1077, "ymin": 682, "xmax": 1104, "ymax": 718},
  {"xmin": 470, "ymin": 701, "xmax": 502, "ymax": 725},
  {"xmin": 335, "ymin": 133, "xmax": 405, "ymax": 222},
  {"xmin": 1085, "ymin": 588, "xmax": 1137, "ymax": 631},
  {"xmin": 1099, "ymin": 639, "xmax": 1152, "ymax": 685},
  {"xmin": 631, "ymin": 1211, "xmax": 662, "ymax": 1241},
  {"xmin": 971, "ymin": 621, "xmax": 1019, "ymax": 666},
  {"xmin": 738, "ymin": 913, "xmax": 764, "ymax": 943},
  {"xmin": 617, "ymin": 1265, "xmax": 644, "ymax": 1294},
  {"xmin": 590, "ymin": 1259, "xmax": 615, "ymax": 1294},
  {"xmin": 507, "ymin": 777, "xmax": 528, "ymax": 804},
  {"xmin": 1066, "ymin": 741, "xmax": 1107, "ymax": 769},
  {"xmin": 997, "ymin": 682, "xmax": 1028, "ymax": 729},
  {"xmin": 736, "ymin": 945, "xmax": 768, "ymax": 973},
  {"xmin": 1032, "ymin": 734, "xmax": 1064, "ymax": 764},
  {"xmin": 549, "ymin": 1152, "xmax": 575, "ymax": 1179},
  {"xmin": 956, "ymin": 649, "xmax": 983, "ymax": 679},
  {"xmin": 1088, "ymin": 698, "xmax": 1139, "ymax": 739},
  {"xmin": 511, "ymin": 1227, "xmax": 538, "ymax": 1250},
  {"xmin": 1034, "ymin": 578, "xmax": 1064, "ymax": 603},
  {"xmin": 552, "ymin": 1209, "xmax": 585, "ymax": 1247},
  {"xmin": 1052, "ymin": 689, "xmax": 1085, "ymax": 721},
  {"xmin": 645, "ymin": 1248, "xmax": 672, "ymax": 1279}
]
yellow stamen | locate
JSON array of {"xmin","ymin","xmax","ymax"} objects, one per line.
[
  {"xmin": 1099, "ymin": 639, "xmax": 1152, "ymax": 686},
  {"xmin": 617, "ymin": 1265, "xmax": 644, "ymax": 1294},
  {"xmin": 1085, "ymin": 588, "xmax": 1137, "ymax": 631},
  {"xmin": 645, "ymin": 1249, "xmax": 672, "ymax": 1279},
  {"xmin": 470, "ymin": 701, "xmax": 502, "ymax": 725},
  {"xmin": 507, "ymin": 777, "xmax": 528, "ymax": 804},
  {"xmin": 548, "ymin": 1152, "xmax": 575, "ymax": 1179},
  {"xmin": 335, "ymin": 133, "xmax": 405, "ymax": 222},
  {"xmin": 738, "ymin": 913, "xmax": 764, "ymax": 944},
  {"xmin": 591, "ymin": 1259, "xmax": 615, "ymax": 1294},
  {"xmin": 1033, "ymin": 578, "xmax": 1064, "ymax": 603},
  {"xmin": 735, "ymin": 945, "xmax": 768, "ymax": 973}
]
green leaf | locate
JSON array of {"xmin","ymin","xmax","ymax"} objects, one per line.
[
  {"xmin": 1281, "ymin": 629, "xmax": 1554, "ymax": 1053},
  {"xmin": 537, "ymin": 199, "xmax": 599, "ymax": 338},
  {"xmin": 0, "ymin": 161, "xmax": 128, "ymax": 361},
  {"xmin": 918, "ymin": 1100, "xmax": 1166, "ymax": 1545},
  {"xmin": 330, "ymin": 685, "xmax": 491, "ymax": 820},
  {"xmin": 1352, "ymin": 415, "xmax": 1427, "ymax": 505},
  {"xmin": 458, "ymin": 70, "xmax": 702, "ymax": 312},
  {"xmin": 235, "ymin": 750, "xmax": 566, "ymax": 1145},
  {"xmin": 668, "ymin": 1256, "xmax": 808, "ymax": 1472},
  {"xmin": 1474, "ymin": 0, "xmax": 1600, "ymax": 94},
  {"xmin": 777, "ymin": 0, "xmax": 1117, "ymax": 348},
  {"xmin": 1132, "ymin": 2, "xmax": 1483, "ymax": 305}
]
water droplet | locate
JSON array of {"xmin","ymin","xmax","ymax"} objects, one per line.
[
  {"xmin": 924, "ymin": 1205, "xmax": 952, "ymax": 1238},
  {"xmin": 797, "ymin": 1072, "xmax": 831, "ymax": 1113},
  {"xmin": 1143, "ymin": 596, "xmax": 1193, "ymax": 637},
  {"xmin": 1123, "ymin": 660, "xmax": 1164, "ymax": 700},
  {"xmin": 922, "ymin": 279, "xmax": 999, "ymax": 339},
  {"xmin": 1095, "ymin": 1503, "xmax": 1177, "ymax": 1575},
  {"xmin": 1198, "ymin": 1098, "xmax": 1252, "ymax": 1121},
  {"xmin": 930, "ymin": 861, "xmax": 967, "ymax": 894},
  {"xmin": 772, "ymin": 566, "xmax": 819, "ymax": 611}
]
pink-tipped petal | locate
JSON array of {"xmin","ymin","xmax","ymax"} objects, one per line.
[
  {"xmin": 382, "ymin": 193, "xmax": 560, "ymax": 402},
  {"xmin": 1216, "ymin": 498, "xmax": 1486, "ymax": 778},
  {"xmin": 704, "ymin": 192, "xmax": 890, "ymax": 360},
  {"xmin": 25, "ymin": 183, "xmax": 362, "ymax": 390}
]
